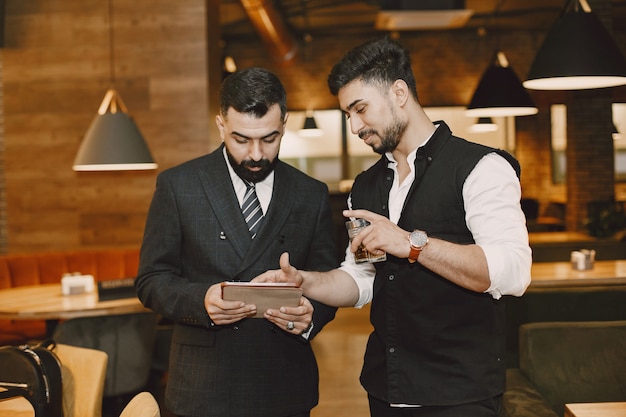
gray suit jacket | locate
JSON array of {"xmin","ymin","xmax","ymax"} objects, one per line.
[{"xmin": 136, "ymin": 145, "xmax": 338, "ymax": 417}]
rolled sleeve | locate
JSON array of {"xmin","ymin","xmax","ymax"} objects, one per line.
[
  {"xmin": 338, "ymin": 246, "xmax": 376, "ymax": 308},
  {"xmin": 465, "ymin": 153, "xmax": 532, "ymax": 299},
  {"xmin": 481, "ymin": 242, "xmax": 532, "ymax": 298}
]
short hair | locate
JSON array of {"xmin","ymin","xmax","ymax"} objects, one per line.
[
  {"xmin": 219, "ymin": 67, "xmax": 287, "ymax": 120},
  {"xmin": 327, "ymin": 37, "xmax": 418, "ymax": 101}
]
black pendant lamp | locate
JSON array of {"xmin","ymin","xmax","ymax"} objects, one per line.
[
  {"xmin": 524, "ymin": 0, "xmax": 626, "ymax": 90},
  {"xmin": 468, "ymin": 117, "xmax": 498, "ymax": 133},
  {"xmin": 613, "ymin": 122, "xmax": 622, "ymax": 140},
  {"xmin": 297, "ymin": 112, "xmax": 323, "ymax": 137},
  {"xmin": 466, "ymin": 51, "xmax": 538, "ymax": 118},
  {"xmin": 73, "ymin": 0, "xmax": 157, "ymax": 171}
]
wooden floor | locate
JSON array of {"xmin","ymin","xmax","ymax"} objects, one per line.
[{"xmin": 311, "ymin": 304, "xmax": 372, "ymax": 417}]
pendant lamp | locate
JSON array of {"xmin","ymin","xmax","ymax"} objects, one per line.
[
  {"xmin": 466, "ymin": 51, "xmax": 538, "ymax": 117},
  {"xmin": 222, "ymin": 55, "xmax": 237, "ymax": 80},
  {"xmin": 523, "ymin": 0, "xmax": 626, "ymax": 90},
  {"xmin": 613, "ymin": 122, "xmax": 622, "ymax": 140},
  {"xmin": 468, "ymin": 117, "xmax": 498, "ymax": 133},
  {"xmin": 73, "ymin": 90, "xmax": 157, "ymax": 171},
  {"xmin": 297, "ymin": 112, "xmax": 323, "ymax": 137},
  {"xmin": 73, "ymin": 0, "xmax": 157, "ymax": 171}
]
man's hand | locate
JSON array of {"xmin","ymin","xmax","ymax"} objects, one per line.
[
  {"xmin": 204, "ymin": 282, "xmax": 256, "ymax": 325},
  {"xmin": 252, "ymin": 252, "xmax": 303, "ymax": 287},
  {"xmin": 264, "ymin": 296, "xmax": 313, "ymax": 335},
  {"xmin": 256, "ymin": 251, "xmax": 361, "ymax": 308},
  {"xmin": 344, "ymin": 209, "xmax": 412, "ymax": 259}
]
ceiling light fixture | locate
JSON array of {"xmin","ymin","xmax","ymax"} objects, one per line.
[
  {"xmin": 468, "ymin": 117, "xmax": 498, "ymax": 133},
  {"xmin": 612, "ymin": 122, "xmax": 621, "ymax": 140},
  {"xmin": 297, "ymin": 112, "xmax": 323, "ymax": 137},
  {"xmin": 224, "ymin": 55, "xmax": 237, "ymax": 74},
  {"xmin": 375, "ymin": 0, "xmax": 473, "ymax": 31},
  {"xmin": 523, "ymin": 0, "xmax": 626, "ymax": 90},
  {"xmin": 73, "ymin": 0, "xmax": 157, "ymax": 171},
  {"xmin": 375, "ymin": 9, "xmax": 473, "ymax": 31},
  {"xmin": 222, "ymin": 54, "xmax": 237, "ymax": 80},
  {"xmin": 466, "ymin": 51, "xmax": 538, "ymax": 117}
]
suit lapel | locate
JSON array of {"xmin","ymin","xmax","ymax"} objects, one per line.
[
  {"xmin": 195, "ymin": 149, "xmax": 295, "ymax": 275},
  {"xmin": 196, "ymin": 146, "xmax": 251, "ymax": 259}
]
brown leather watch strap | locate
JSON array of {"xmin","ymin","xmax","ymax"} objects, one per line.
[{"xmin": 408, "ymin": 246, "xmax": 421, "ymax": 263}]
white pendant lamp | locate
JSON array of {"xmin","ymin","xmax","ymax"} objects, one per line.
[{"xmin": 73, "ymin": 0, "xmax": 157, "ymax": 171}]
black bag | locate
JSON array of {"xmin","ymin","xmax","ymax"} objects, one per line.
[{"xmin": 0, "ymin": 339, "xmax": 63, "ymax": 417}]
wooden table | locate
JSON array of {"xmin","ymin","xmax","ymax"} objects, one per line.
[
  {"xmin": 530, "ymin": 260, "xmax": 626, "ymax": 289},
  {"xmin": 0, "ymin": 284, "xmax": 151, "ymax": 417},
  {"xmin": 529, "ymin": 231, "xmax": 597, "ymax": 244},
  {"xmin": 0, "ymin": 282, "xmax": 150, "ymax": 338},
  {"xmin": 565, "ymin": 402, "xmax": 626, "ymax": 417},
  {"xmin": 528, "ymin": 231, "xmax": 626, "ymax": 263},
  {"xmin": 0, "ymin": 283, "xmax": 149, "ymax": 321}
]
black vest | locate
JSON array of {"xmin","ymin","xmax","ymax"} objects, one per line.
[{"xmin": 350, "ymin": 121, "xmax": 520, "ymax": 406}]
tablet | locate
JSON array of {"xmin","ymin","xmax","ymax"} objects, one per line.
[{"xmin": 221, "ymin": 282, "xmax": 303, "ymax": 318}]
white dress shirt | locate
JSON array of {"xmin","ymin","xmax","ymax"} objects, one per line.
[{"xmin": 340, "ymin": 137, "xmax": 532, "ymax": 308}]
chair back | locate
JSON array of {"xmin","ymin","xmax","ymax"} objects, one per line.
[
  {"xmin": 519, "ymin": 320, "xmax": 626, "ymax": 415},
  {"xmin": 119, "ymin": 392, "xmax": 160, "ymax": 417},
  {"xmin": 54, "ymin": 343, "xmax": 108, "ymax": 417},
  {"xmin": 53, "ymin": 312, "xmax": 158, "ymax": 397}
]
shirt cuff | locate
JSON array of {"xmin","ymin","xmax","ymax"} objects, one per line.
[
  {"xmin": 300, "ymin": 322, "xmax": 314, "ymax": 339},
  {"xmin": 481, "ymin": 243, "xmax": 531, "ymax": 299}
]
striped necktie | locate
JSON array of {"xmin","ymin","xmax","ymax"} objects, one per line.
[{"xmin": 242, "ymin": 181, "xmax": 264, "ymax": 238}]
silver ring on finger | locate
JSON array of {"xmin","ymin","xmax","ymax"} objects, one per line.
[{"xmin": 287, "ymin": 321, "xmax": 295, "ymax": 331}]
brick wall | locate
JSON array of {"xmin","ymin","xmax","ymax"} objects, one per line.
[
  {"xmin": 567, "ymin": 91, "xmax": 616, "ymax": 230},
  {"xmin": 227, "ymin": 27, "xmax": 626, "ymax": 232}
]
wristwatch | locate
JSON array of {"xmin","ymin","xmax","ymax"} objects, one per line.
[{"xmin": 408, "ymin": 229, "xmax": 429, "ymax": 263}]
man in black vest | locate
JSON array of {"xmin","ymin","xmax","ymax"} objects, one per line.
[{"xmin": 257, "ymin": 38, "xmax": 532, "ymax": 417}]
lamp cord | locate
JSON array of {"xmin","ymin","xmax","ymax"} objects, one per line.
[
  {"xmin": 565, "ymin": 0, "xmax": 591, "ymax": 14},
  {"xmin": 493, "ymin": 0, "xmax": 506, "ymax": 53},
  {"xmin": 109, "ymin": 0, "xmax": 115, "ymax": 87}
]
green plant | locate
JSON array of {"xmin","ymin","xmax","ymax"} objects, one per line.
[{"xmin": 583, "ymin": 202, "xmax": 626, "ymax": 237}]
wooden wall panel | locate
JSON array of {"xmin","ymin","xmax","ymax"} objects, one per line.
[{"xmin": 3, "ymin": 0, "xmax": 213, "ymax": 253}]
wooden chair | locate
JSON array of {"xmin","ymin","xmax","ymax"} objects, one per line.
[
  {"xmin": 0, "ymin": 343, "xmax": 108, "ymax": 417},
  {"xmin": 55, "ymin": 343, "xmax": 108, "ymax": 417},
  {"xmin": 119, "ymin": 392, "xmax": 160, "ymax": 417},
  {"xmin": 53, "ymin": 312, "xmax": 158, "ymax": 398}
]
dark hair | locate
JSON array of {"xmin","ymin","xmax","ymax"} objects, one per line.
[
  {"xmin": 327, "ymin": 37, "xmax": 418, "ymax": 101},
  {"xmin": 219, "ymin": 67, "xmax": 287, "ymax": 120}
]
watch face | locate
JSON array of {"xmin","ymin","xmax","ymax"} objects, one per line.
[{"xmin": 410, "ymin": 230, "xmax": 428, "ymax": 247}]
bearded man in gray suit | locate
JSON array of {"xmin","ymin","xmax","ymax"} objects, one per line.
[{"xmin": 135, "ymin": 67, "xmax": 338, "ymax": 417}]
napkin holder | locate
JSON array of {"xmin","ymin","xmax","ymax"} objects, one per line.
[
  {"xmin": 570, "ymin": 249, "xmax": 596, "ymax": 270},
  {"xmin": 61, "ymin": 274, "xmax": 95, "ymax": 295}
]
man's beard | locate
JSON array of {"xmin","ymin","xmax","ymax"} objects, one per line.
[
  {"xmin": 226, "ymin": 149, "xmax": 277, "ymax": 183},
  {"xmin": 359, "ymin": 113, "xmax": 408, "ymax": 155}
]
